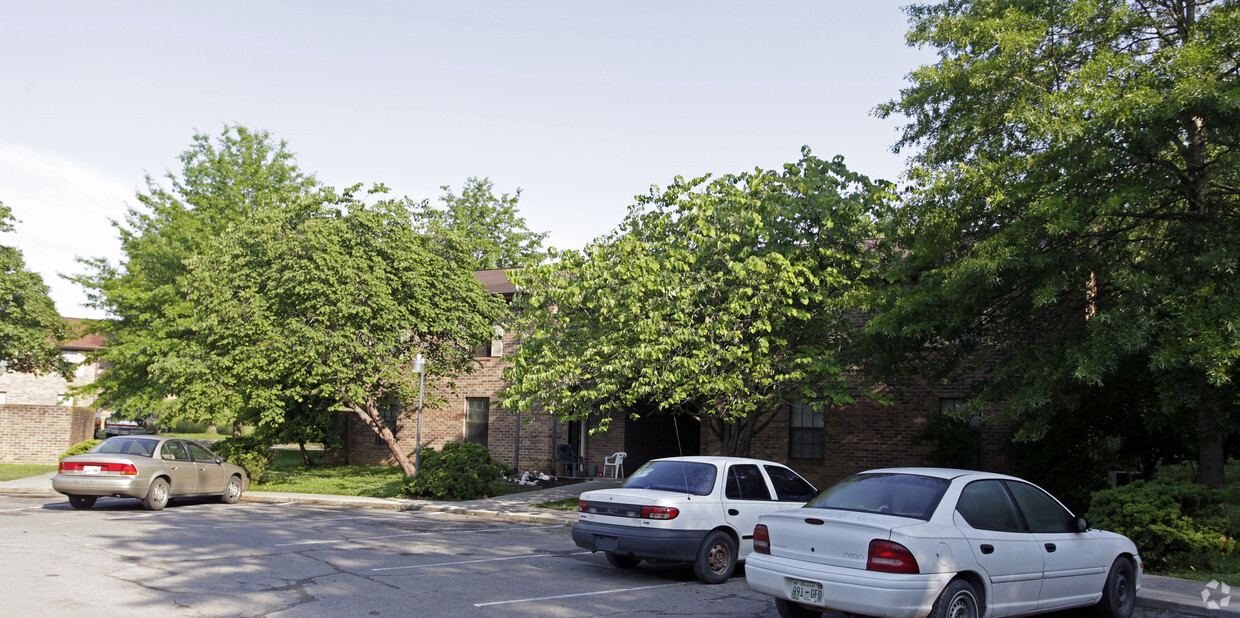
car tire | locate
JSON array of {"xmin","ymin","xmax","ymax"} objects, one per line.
[
  {"xmin": 143, "ymin": 478, "xmax": 170, "ymax": 511},
  {"xmin": 692, "ymin": 530, "xmax": 737, "ymax": 584},
  {"xmin": 930, "ymin": 579, "xmax": 980, "ymax": 618},
  {"xmin": 775, "ymin": 599, "xmax": 823, "ymax": 618},
  {"xmin": 68, "ymin": 495, "xmax": 97, "ymax": 510},
  {"xmin": 605, "ymin": 552, "xmax": 641, "ymax": 569},
  {"xmin": 1095, "ymin": 557, "xmax": 1136, "ymax": 618},
  {"xmin": 220, "ymin": 475, "xmax": 243, "ymax": 504}
]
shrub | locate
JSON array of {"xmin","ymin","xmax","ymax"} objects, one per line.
[
  {"xmin": 210, "ymin": 435, "xmax": 275, "ymax": 483},
  {"xmin": 1087, "ymin": 479, "xmax": 1236, "ymax": 570},
  {"xmin": 404, "ymin": 442, "xmax": 508, "ymax": 500},
  {"xmin": 60, "ymin": 439, "xmax": 101, "ymax": 459}
]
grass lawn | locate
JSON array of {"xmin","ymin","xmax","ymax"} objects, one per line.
[
  {"xmin": 0, "ymin": 463, "xmax": 57, "ymax": 482},
  {"xmin": 533, "ymin": 497, "xmax": 579, "ymax": 510}
]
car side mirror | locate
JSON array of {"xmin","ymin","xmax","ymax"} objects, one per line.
[
  {"xmin": 215, "ymin": 456, "xmax": 224, "ymax": 464},
  {"xmin": 1074, "ymin": 516, "xmax": 1091, "ymax": 532}
]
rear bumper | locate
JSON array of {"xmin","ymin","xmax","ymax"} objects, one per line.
[
  {"xmin": 745, "ymin": 552, "xmax": 950, "ymax": 618},
  {"xmin": 571, "ymin": 519, "xmax": 707, "ymax": 562},
  {"xmin": 52, "ymin": 474, "xmax": 147, "ymax": 499}
]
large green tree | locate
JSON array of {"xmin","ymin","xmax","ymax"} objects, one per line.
[
  {"xmin": 73, "ymin": 125, "xmax": 322, "ymax": 422},
  {"xmin": 178, "ymin": 193, "xmax": 505, "ymax": 475},
  {"xmin": 0, "ymin": 201, "xmax": 70, "ymax": 377},
  {"xmin": 502, "ymin": 151, "xmax": 893, "ymax": 455},
  {"xmin": 869, "ymin": 0, "xmax": 1240, "ymax": 487},
  {"xmin": 415, "ymin": 177, "xmax": 548, "ymax": 270}
]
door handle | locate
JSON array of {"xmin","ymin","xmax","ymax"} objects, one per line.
[
  {"xmin": 727, "ymin": 509, "xmax": 739, "ymax": 516},
  {"xmin": 1045, "ymin": 543, "xmax": 1057, "ymax": 552},
  {"xmin": 980, "ymin": 544, "xmax": 994, "ymax": 554}
]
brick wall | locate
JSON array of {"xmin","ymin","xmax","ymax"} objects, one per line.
[{"xmin": 0, "ymin": 404, "xmax": 96, "ymax": 464}]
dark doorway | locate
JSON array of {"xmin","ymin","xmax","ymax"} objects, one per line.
[{"xmin": 623, "ymin": 413, "xmax": 700, "ymax": 474}]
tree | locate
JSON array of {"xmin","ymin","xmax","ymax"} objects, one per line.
[
  {"xmin": 178, "ymin": 193, "xmax": 505, "ymax": 475},
  {"xmin": 0, "ymin": 201, "xmax": 70, "ymax": 377},
  {"xmin": 72, "ymin": 125, "xmax": 322, "ymax": 424},
  {"xmin": 415, "ymin": 177, "xmax": 548, "ymax": 269},
  {"xmin": 502, "ymin": 150, "xmax": 894, "ymax": 455},
  {"xmin": 869, "ymin": 0, "xmax": 1240, "ymax": 486}
]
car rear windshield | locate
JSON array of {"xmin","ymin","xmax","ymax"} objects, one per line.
[
  {"xmin": 804, "ymin": 473, "xmax": 949, "ymax": 520},
  {"xmin": 622, "ymin": 461, "xmax": 717, "ymax": 496},
  {"xmin": 91, "ymin": 437, "xmax": 158, "ymax": 457}
]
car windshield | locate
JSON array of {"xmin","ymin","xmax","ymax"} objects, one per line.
[
  {"xmin": 805, "ymin": 472, "xmax": 949, "ymax": 520},
  {"xmin": 91, "ymin": 437, "xmax": 158, "ymax": 457},
  {"xmin": 622, "ymin": 461, "xmax": 717, "ymax": 496}
]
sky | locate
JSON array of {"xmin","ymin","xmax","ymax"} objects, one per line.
[{"xmin": 1, "ymin": 1, "xmax": 934, "ymax": 319}]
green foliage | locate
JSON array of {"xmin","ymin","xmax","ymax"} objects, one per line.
[
  {"xmin": 252, "ymin": 462, "xmax": 406, "ymax": 498},
  {"xmin": 403, "ymin": 442, "xmax": 509, "ymax": 500},
  {"xmin": 60, "ymin": 439, "xmax": 100, "ymax": 459},
  {"xmin": 914, "ymin": 412, "xmax": 980, "ymax": 470},
  {"xmin": 416, "ymin": 177, "xmax": 548, "ymax": 270},
  {"xmin": 209, "ymin": 436, "xmax": 276, "ymax": 483},
  {"xmin": 0, "ymin": 200, "xmax": 72, "ymax": 378},
  {"xmin": 1088, "ymin": 480, "xmax": 1236, "ymax": 570},
  {"xmin": 503, "ymin": 149, "xmax": 894, "ymax": 455},
  {"xmin": 867, "ymin": 0, "xmax": 1240, "ymax": 486}
]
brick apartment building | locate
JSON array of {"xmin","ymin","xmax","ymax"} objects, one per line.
[{"xmin": 0, "ymin": 319, "xmax": 105, "ymax": 464}]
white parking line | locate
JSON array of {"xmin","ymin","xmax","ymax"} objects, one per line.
[
  {"xmin": 474, "ymin": 582, "xmax": 689, "ymax": 607},
  {"xmin": 274, "ymin": 524, "xmax": 561, "ymax": 546},
  {"xmin": 373, "ymin": 552, "xmax": 553, "ymax": 571}
]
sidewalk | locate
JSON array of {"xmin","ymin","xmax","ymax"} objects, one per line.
[{"xmin": 3, "ymin": 472, "xmax": 1234, "ymax": 616}]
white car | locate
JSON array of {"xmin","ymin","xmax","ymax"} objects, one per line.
[
  {"xmin": 745, "ymin": 468, "xmax": 1141, "ymax": 618},
  {"xmin": 572, "ymin": 456, "xmax": 817, "ymax": 584}
]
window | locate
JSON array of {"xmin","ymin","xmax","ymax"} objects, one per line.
[
  {"xmin": 725, "ymin": 464, "xmax": 772, "ymax": 500},
  {"xmin": 957, "ymin": 480, "xmax": 1024, "ymax": 532},
  {"xmin": 765, "ymin": 465, "xmax": 818, "ymax": 502},
  {"xmin": 1007, "ymin": 481, "xmax": 1074, "ymax": 533},
  {"xmin": 465, "ymin": 397, "xmax": 489, "ymax": 446},
  {"xmin": 475, "ymin": 326, "xmax": 505, "ymax": 357},
  {"xmin": 161, "ymin": 441, "xmax": 191, "ymax": 462},
  {"xmin": 0, "ymin": 392, "xmax": 6, "ymax": 405},
  {"xmin": 186, "ymin": 441, "xmax": 216, "ymax": 463},
  {"xmin": 807, "ymin": 473, "xmax": 949, "ymax": 521},
  {"xmin": 375, "ymin": 400, "xmax": 403, "ymax": 445},
  {"xmin": 789, "ymin": 402, "xmax": 825, "ymax": 460}
]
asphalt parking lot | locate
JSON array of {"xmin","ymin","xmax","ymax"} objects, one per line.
[{"xmin": 0, "ymin": 492, "xmax": 1209, "ymax": 618}]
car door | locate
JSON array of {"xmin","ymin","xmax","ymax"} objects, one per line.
[
  {"xmin": 953, "ymin": 480, "xmax": 1043, "ymax": 617},
  {"xmin": 158, "ymin": 440, "xmax": 198, "ymax": 495},
  {"xmin": 186, "ymin": 441, "xmax": 227, "ymax": 493},
  {"xmin": 1006, "ymin": 481, "xmax": 1107, "ymax": 611},
  {"xmin": 721, "ymin": 463, "xmax": 780, "ymax": 557}
]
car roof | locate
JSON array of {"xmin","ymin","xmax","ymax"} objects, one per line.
[
  {"xmin": 647, "ymin": 456, "xmax": 792, "ymax": 467},
  {"xmin": 857, "ymin": 467, "xmax": 1024, "ymax": 482}
]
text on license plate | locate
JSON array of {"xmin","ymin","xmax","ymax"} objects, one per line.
[
  {"xmin": 790, "ymin": 579, "xmax": 823, "ymax": 604},
  {"xmin": 83, "ymin": 465, "xmax": 102, "ymax": 475}
]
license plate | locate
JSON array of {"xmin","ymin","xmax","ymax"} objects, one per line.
[
  {"xmin": 790, "ymin": 579, "xmax": 823, "ymax": 605},
  {"xmin": 595, "ymin": 535, "xmax": 619, "ymax": 552},
  {"xmin": 82, "ymin": 465, "xmax": 102, "ymax": 475}
]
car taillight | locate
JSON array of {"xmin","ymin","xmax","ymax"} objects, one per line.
[
  {"xmin": 640, "ymin": 505, "xmax": 679, "ymax": 520},
  {"xmin": 867, "ymin": 539, "xmax": 919, "ymax": 574},
  {"xmin": 578, "ymin": 500, "xmax": 587, "ymax": 513},
  {"xmin": 753, "ymin": 524, "xmax": 770, "ymax": 554},
  {"xmin": 60, "ymin": 462, "xmax": 138, "ymax": 475}
]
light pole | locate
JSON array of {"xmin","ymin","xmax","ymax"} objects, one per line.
[{"xmin": 412, "ymin": 353, "xmax": 426, "ymax": 477}]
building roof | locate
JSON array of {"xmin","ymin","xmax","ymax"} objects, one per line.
[
  {"xmin": 62, "ymin": 318, "xmax": 106, "ymax": 350},
  {"xmin": 474, "ymin": 268, "xmax": 518, "ymax": 295}
]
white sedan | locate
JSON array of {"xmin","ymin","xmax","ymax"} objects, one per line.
[
  {"xmin": 745, "ymin": 468, "xmax": 1141, "ymax": 618},
  {"xmin": 572, "ymin": 456, "xmax": 818, "ymax": 583}
]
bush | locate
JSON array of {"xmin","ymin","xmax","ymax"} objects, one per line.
[
  {"xmin": 404, "ymin": 442, "xmax": 509, "ymax": 500},
  {"xmin": 1087, "ymin": 479, "xmax": 1236, "ymax": 571},
  {"xmin": 210, "ymin": 435, "xmax": 275, "ymax": 483},
  {"xmin": 61, "ymin": 439, "xmax": 100, "ymax": 459}
]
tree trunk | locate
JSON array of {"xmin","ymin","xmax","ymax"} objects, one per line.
[
  {"xmin": 348, "ymin": 402, "xmax": 416, "ymax": 477},
  {"xmin": 1196, "ymin": 394, "xmax": 1226, "ymax": 489},
  {"xmin": 298, "ymin": 441, "xmax": 314, "ymax": 466}
]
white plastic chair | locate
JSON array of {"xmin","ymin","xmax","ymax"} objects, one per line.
[{"xmin": 603, "ymin": 451, "xmax": 627, "ymax": 479}]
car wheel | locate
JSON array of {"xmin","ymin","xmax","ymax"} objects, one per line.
[
  {"xmin": 1095, "ymin": 557, "xmax": 1136, "ymax": 618},
  {"xmin": 143, "ymin": 478, "xmax": 170, "ymax": 511},
  {"xmin": 68, "ymin": 495, "xmax": 97, "ymax": 510},
  {"xmin": 220, "ymin": 475, "xmax": 243, "ymax": 504},
  {"xmin": 605, "ymin": 552, "xmax": 641, "ymax": 569},
  {"xmin": 931, "ymin": 579, "xmax": 980, "ymax": 618},
  {"xmin": 775, "ymin": 599, "xmax": 823, "ymax": 618},
  {"xmin": 692, "ymin": 530, "xmax": 737, "ymax": 584}
]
